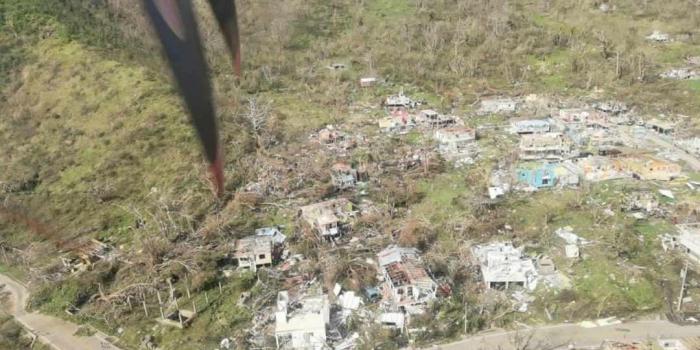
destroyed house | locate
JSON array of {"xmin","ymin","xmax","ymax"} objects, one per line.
[
  {"xmin": 577, "ymin": 156, "xmax": 628, "ymax": 182},
  {"xmin": 621, "ymin": 156, "xmax": 681, "ymax": 181},
  {"xmin": 275, "ymin": 291, "xmax": 330, "ymax": 350},
  {"xmin": 478, "ymin": 98, "xmax": 518, "ymax": 115},
  {"xmin": 418, "ymin": 110, "xmax": 457, "ymax": 129},
  {"xmin": 586, "ymin": 113, "xmax": 612, "ymax": 129},
  {"xmin": 519, "ymin": 132, "xmax": 574, "ymax": 160},
  {"xmin": 331, "ymin": 162, "xmax": 358, "ymax": 190},
  {"xmin": 625, "ymin": 192, "xmax": 659, "ymax": 213},
  {"xmin": 318, "ymin": 127, "xmax": 345, "ymax": 144},
  {"xmin": 299, "ymin": 199, "xmax": 354, "ymax": 238},
  {"xmin": 553, "ymin": 162, "xmax": 581, "ymax": 186},
  {"xmin": 557, "ymin": 108, "xmax": 594, "ymax": 124},
  {"xmin": 677, "ymin": 223, "xmax": 700, "ymax": 263},
  {"xmin": 472, "ymin": 242, "xmax": 538, "ymax": 290},
  {"xmin": 378, "ymin": 115, "xmax": 413, "ymax": 133},
  {"xmin": 647, "ymin": 30, "xmax": 671, "ymax": 42},
  {"xmin": 385, "ymin": 91, "xmax": 416, "ymax": 109},
  {"xmin": 233, "ymin": 235, "xmax": 280, "ymax": 272},
  {"xmin": 646, "ymin": 118, "xmax": 675, "ymax": 135},
  {"xmin": 595, "ymin": 101, "xmax": 628, "ymax": 115},
  {"xmin": 255, "ymin": 226, "xmax": 287, "ymax": 245},
  {"xmin": 61, "ymin": 239, "xmax": 114, "ymax": 273},
  {"xmin": 378, "ymin": 246, "xmax": 437, "ymax": 306},
  {"xmin": 510, "ymin": 119, "xmax": 550, "ymax": 134},
  {"xmin": 434, "ymin": 127, "xmax": 476, "ymax": 154}
]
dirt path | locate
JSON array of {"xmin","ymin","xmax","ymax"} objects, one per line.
[
  {"xmin": 0, "ymin": 273, "xmax": 121, "ymax": 350},
  {"xmin": 436, "ymin": 320, "xmax": 700, "ymax": 350}
]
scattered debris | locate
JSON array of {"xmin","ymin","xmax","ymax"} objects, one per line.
[
  {"xmin": 565, "ymin": 244, "xmax": 580, "ymax": 259},
  {"xmin": 659, "ymin": 189, "xmax": 675, "ymax": 199},
  {"xmin": 328, "ymin": 63, "xmax": 347, "ymax": 71},
  {"xmin": 661, "ymin": 68, "xmax": 699, "ymax": 80},
  {"xmin": 333, "ymin": 332, "xmax": 359, "ymax": 350},
  {"xmin": 331, "ymin": 162, "xmax": 359, "ymax": 190},
  {"xmin": 61, "ymin": 239, "xmax": 117, "ymax": 274},
  {"xmin": 555, "ymin": 227, "xmax": 590, "ymax": 245},
  {"xmin": 646, "ymin": 30, "xmax": 671, "ymax": 42},
  {"xmin": 359, "ymin": 77, "xmax": 378, "ymax": 87},
  {"xmin": 675, "ymin": 137, "xmax": 700, "ymax": 156}
]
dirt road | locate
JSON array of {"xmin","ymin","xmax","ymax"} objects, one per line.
[
  {"xmin": 0, "ymin": 273, "xmax": 121, "ymax": 350},
  {"xmin": 436, "ymin": 320, "xmax": 700, "ymax": 350}
]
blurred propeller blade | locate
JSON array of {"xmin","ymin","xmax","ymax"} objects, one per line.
[
  {"xmin": 143, "ymin": 0, "xmax": 224, "ymax": 196},
  {"xmin": 207, "ymin": 0, "xmax": 242, "ymax": 76}
]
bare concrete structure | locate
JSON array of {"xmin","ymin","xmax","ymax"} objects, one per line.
[
  {"xmin": 519, "ymin": 132, "xmax": 575, "ymax": 160},
  {"xmin": 510, "ymin": 119, "xmax": 550, "ymax": 134},
  {"xmin": 472, "ymin": 242, "xmax": 538, "ymax": 290},
  {"xmin": 331, "ymin": 162, "xmax": 358, "ymax": 190},
  {"xmin": 478, "ymin": 97, "xmax": 518, "ymax": 115},
  {"xmin": 232, "ymin": 235, "xmax": 278, "ymax": 272},
  {"xmin": 418, "ymin": 109, "xmax": 457, "ymax": 129},
  {"xmin": 434, "ymin": 127, "xmax": 476, "ymax": 155},
  {"xmin": 677, "ymin": 223, "xmax": 700, "ymax": 263},
  {"xmin": 299, "ymin": 199, "xmax": 354, "ymax": 238}
]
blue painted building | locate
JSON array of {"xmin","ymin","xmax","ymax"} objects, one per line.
[{"xmin": 517, "ymin": 163, "xmax": 557, "ymax": 188}]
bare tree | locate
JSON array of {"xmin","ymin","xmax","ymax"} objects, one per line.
[{"xmin": 242, "ymin": 96, "xmax": 273, "ymax": 153}]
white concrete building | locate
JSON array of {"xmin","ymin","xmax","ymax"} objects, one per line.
[
  {"xmin": 478, "ymin": 97, "xmax": 518, "ymax": 115},
  {"xmin": 275, "ymin": 291, "xmax": 330, "ymax": 349},
  {"xmin": 472, "ymin": 242, "xmax": 538, "ymax": 290},
  {"xmin": 677, "ymin": 223, "xmax": 700, "ymax": 263},
  {"xmin": 510, "ymin": 119, "xmax": 550, "ymax": 134},
  {"xmin": 434, "ymin": 127, "xmax": 476, "ymax": 155}
]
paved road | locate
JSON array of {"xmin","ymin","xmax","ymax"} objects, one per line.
[
  {"xmin": 0, "ymin": 273, "xmax": 121, "ymax": 350},
  {"xmin": 646, "ymin": 133, "xmax": 700, "ymax": 172},
  {"xmin": 436, "ymin": 320, "xmax": 700, "ymax": 350},
  {"xmin": 619, "ymin": 126, "xmax": 700, "ymax": 172}
]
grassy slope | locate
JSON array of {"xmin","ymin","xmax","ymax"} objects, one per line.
[{"xmin": 1, "ymin": 37, "xmax": 212, "ymax": 245}]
